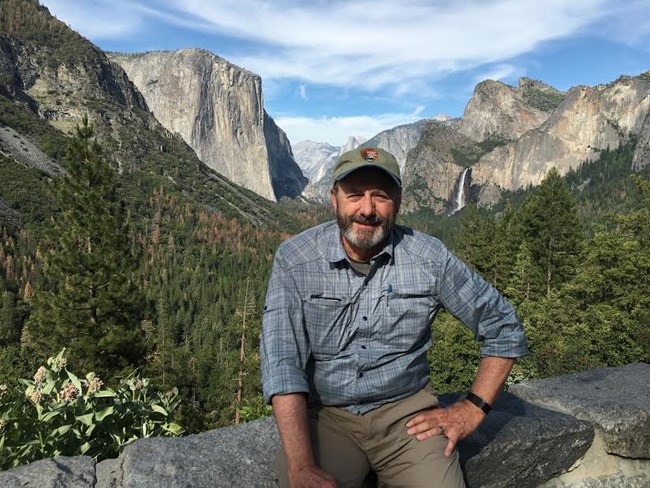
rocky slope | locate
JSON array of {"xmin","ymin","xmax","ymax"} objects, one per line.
[
  {"xmin": 0, "ymin": 1, "xmax": 293, "ymax": 229},
  {"xmin": 401, "ymin": 123, "xmax": 483, "ymax": 213},
  {"xmin": 364, "ymin": 118, "xmax": 443, "ymax": 172},
  {"xmin": 398, "ymin": 74, "xmax": 650, "ymax": 212},
  {"xmin": 471, "ymin": 74, "xmax": 650, "ymax": 200},
  {"xmin": 458, "ymin": 78, "xmax": 563, "ymax": 143},
  {"xmin": 292, "ymin": 140, "xmax": 339, "ymax": 183},
  {"xmin": 295, "ymin": 135, "xmax": 367, "ymax": 201},
  {"xmin": 110, "ymin": 50, "xmax": 306, "ymax": 201}
]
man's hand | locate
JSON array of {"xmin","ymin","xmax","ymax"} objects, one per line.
[
  {"xmin": 405, "ymin": 400, "xmax": 486, "ymax": 457},
  {"xmin": 288, "ymin": 464, "xmax": 338, "ymax": 488}
]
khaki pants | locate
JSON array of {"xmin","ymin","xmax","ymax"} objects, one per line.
[{"xmin": 275, "ymin": 384, "xmax": 465, "ymax": 488}]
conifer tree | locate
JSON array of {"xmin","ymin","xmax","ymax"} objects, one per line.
[
  {"xmin": 26, "ymin": 117, "xmax": 145, "ymax": 379},
  {"xmin": 519, "ymin": 168, "xmax": 582, "ymax": 298},
  {"xmin": 0, "ymin": 290, "xmax": 18, "ymax": 345}
]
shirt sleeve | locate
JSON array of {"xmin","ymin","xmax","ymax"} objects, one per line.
[
  {"xmin": 260, "ymin": 249, "xmax": 311, "ymax": 404},
  {"xmin": 436, "ymin": 247, "xmax": 529, "ymax": 358}
]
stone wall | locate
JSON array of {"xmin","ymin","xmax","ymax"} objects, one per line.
[{"xmin": 1, "ymin": 363, "xmax": 647, "ymax": 487}]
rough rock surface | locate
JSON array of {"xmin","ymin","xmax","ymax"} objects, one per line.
[
  {"xmin": 0, "ymin": 125, "xmax": 62, "ymax": 176},
  {"xmin": 443, "ymin": 393, "xmax": 593, "ymax": 488},
  {"xmin": 510, "ymin": 362, "xmax": 650, "ymax": 459},
  {"xmin": 540, "ymin": 430, "xmax": 650, "ymax": 488},
  {"xmin": 472, "ymin": 75, "xmax": 650, "ymax": 191},
  {"xmin": 96, "ymin": 416, "xmax": 279, "ymax": 488},
  {"xmin": 458, "ymin": 78, "xmax": 559, "ymax": 143},
  {"xmin": 110, "ymin": 49, "xmax": 306, "ymax": 201},
  {"xmin": 0, "ymin": 456, "xmax": 96, "ymax": 487},
  {"xmin": 2, "ymin": 393, "xmax": 594, "ymax": 488},
  {"xmin": 401, "ymin": 123, "xmax": 482, "ymax": 213}
]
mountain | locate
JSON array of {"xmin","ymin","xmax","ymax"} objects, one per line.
[
  {"xmin": 295, "ymin": 118, "xmax": 453, "ymax": 202},
  {"xmin": 294, "ymin": 135, "xmax": 367, "ymax": 201},
  {"xmin": 0, "ymin": 0, "xmax": 297, "ymax": 229},
  {"xmin": 365, "ymin": 116, "xmax": 456, "ymax": 172},
  {"xmin": 109, "ymin": 50, "xmax": 307, "ymax": 202},
  {"xmin": 401, "ymin": 74, "xmax": 650, "ymax": 212},
  {"xmin": 471, "ymin": 74, "xmax": 650, "ymax": 204},
  {"xmin": 458, "ymin": 78, "xmax": 563, "ymax": 143},
  {"xmin": 292, "ymin": 140, "xmax": 339, "ymax": 183}
]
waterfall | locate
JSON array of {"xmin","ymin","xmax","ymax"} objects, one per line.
[{"xmin": 450, "ymin": 167, "xmax": 472, "ymax": 214}]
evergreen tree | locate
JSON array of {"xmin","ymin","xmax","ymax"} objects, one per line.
[
  {"xmin": 26, "ymin": 117, "xmax": 145, "ymax": 379},
  {"xmin": 0, "ymin": 290, "xmax": 18, "ymax": 345},
  {"xmin": 519, "ymin": 168, "xmax": 583, "ymax": 298},
  {"xmin": 505, "ymin": 241, "xmax": 543, "ymax": 303},
  {"xmin": 455, "ymin": 204, "xmax": 496, "ymax": 278}
]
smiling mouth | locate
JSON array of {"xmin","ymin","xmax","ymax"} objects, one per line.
[{"xmin": 354, "ymin": 221, "xmax": 380, "ymax": 229}]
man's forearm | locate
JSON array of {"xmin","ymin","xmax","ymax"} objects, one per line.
[
  {"xmin": 272, "ymin": 393, "xmax": 315, "ymax": 472},
  {"xmin": 467, "ymin": 356, "xmax": 515, "ymax": 406}
]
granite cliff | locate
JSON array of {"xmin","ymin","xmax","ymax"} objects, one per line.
[
  {"xmin": 398, "ymin": 73, "xmax": 650, "ymax": 212},
  {"xmin": 0, "ymin": 1, "xmax": 291, "ymax": 229},
  {"xmin": 471, "ymin": 74, "xmax": 650, "ymax": 202},
  {"xmin": 110, "ymin": 50, "xmax": 307, "ymax": 201},
  {"xmin": 458, "ymin": 77, "xmax": 563, "ymax": 143}
]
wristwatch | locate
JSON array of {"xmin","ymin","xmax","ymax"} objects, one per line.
[{"xmin": 463, "ymin": 392, "xmax": 492, "ymax": 415}]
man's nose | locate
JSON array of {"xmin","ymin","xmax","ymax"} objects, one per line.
[{"xmin": 359, "ymin": 192, "xmax": 375, "ymax": 216}]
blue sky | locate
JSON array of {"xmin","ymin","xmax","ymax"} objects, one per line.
[{"xmin": 43, "ymin": 0, "xmax": 650, "ymax": 147}]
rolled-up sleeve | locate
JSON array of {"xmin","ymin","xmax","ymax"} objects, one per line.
[
  {"xmin": 260, "ymin": 250, "xmax": 311, "ymax": 404},
  {"xmin": 437, "ymin": 248, "xmax": 529, "ymax": 358}
]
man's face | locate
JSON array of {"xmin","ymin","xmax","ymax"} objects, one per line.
[{"xmin": 331, "ymin": 168, "xmax": 401, "ymax": 257}]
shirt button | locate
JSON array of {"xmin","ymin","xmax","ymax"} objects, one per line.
[
  {"xmin": 358, "ymin": 372, "xmax": 364, "ymax": 378},
  {"xmin": 362, "ymin": 316, "xmax": 367, "ymax": 321},
  {"xmin": 361, "ymin": 345, "xmax": 367, "ymax": 349}
]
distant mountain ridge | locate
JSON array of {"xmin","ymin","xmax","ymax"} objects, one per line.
[
  {"xmin": 109, "ymin": 50, "xmax": 307, "ymax": 201},
  {"xmin": 294, "ymin": 72, "xmax": 649, "ymax": 214},
  {"xmin": 0, "ymin": 0, "xmax": 298, "ymax": 229},
  {"xmin": 293, "ymin": 119, "xmax": 450, "ymax": 202}
]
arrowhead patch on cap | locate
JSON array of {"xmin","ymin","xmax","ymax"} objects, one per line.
[{"xmin": 360, "ymin": 148, "xmax": 379, "ymax": 162}]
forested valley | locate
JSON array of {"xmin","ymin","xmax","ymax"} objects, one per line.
[
  {"xmin": 0, "ymin": 0, "xmax": 648, "ymax": 473},
  {"xmin": 1, "ymin": 120, "xmax": 648, "ymax": 441}
]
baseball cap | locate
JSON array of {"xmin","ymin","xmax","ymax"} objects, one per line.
[{"xmin": 332, "ymin": 147, "xmax": 401, "ymax": 187}]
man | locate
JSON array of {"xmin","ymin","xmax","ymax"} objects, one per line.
[{"xmin": 261, "ymin": 147, "xmax": 528, "ymax": 488}]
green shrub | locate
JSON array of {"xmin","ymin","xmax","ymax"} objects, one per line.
[
  {"xmin": 238, "ymin": 394, "xmax": 273, "ymax": 423},
  {"xmin": 0, "ymin": 349, "xmax": 183, "ymax": 470}
]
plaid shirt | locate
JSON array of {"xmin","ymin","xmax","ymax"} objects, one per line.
[{"xmin": 261, "ymin": 221, "xmax": 528, "ymax": 415}]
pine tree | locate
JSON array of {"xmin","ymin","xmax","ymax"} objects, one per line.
[
  {"xmin": 26, "ymin": 117, "xmax": 145, "ymax": 379},
  {"xmin": 0, "ymin": 290, "xmax": 18, "ymax": 345},
  {"xmin": 519, "ymin": 168, "xmax": 583, "ymax": 298}
]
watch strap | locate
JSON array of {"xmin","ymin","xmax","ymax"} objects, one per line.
[{"xmin": 463, "ymin": 392, "xmax": 492, "ymax": 414}]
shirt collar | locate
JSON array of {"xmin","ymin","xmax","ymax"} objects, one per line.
[{"xmin": 324, "ymin": 221, "xmax": 396, "ymax": 265}]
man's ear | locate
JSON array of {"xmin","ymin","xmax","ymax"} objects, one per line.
[{"xmin": 330, "ymin": 185, "xmax": 338, "ymax": 211}]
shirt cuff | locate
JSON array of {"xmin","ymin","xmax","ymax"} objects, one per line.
[{"xmin": 262, "ymin": 367, "xmax": 311, "ymax": 404}]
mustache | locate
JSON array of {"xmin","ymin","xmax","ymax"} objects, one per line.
[{"xmin": 352, "ymin": 215, "xmax": 384, "ymax": 226}]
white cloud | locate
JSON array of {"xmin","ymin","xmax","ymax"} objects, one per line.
[
  {"xmin": 146, "ymin": 0, "xmax": 609, "ymax": 93},
  {"xmin": 591, "ymin": 0, "xmax": 650, "ymax": 46},
  {"xmin": 45, "ymin": 0, "xmax": 618, "ymax": 92},
  {"xmin": 44, "ymin": 0, "xmax": 143, "ymax": 40},
  {"xmin": 276, "ymin": 107, "xmax": 427, "ymax": 147},
  {"xmin": 473, "ymin": 64, "xmax": 522, "ymax": 85},
  {"xmin": 298, "ymin": 85, "xmax": 308, "ymax": 101}
]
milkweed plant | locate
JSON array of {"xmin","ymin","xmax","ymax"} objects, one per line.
[{"xmin": 0, "ymin": 349, "xmax": 183, "ymax": 470}]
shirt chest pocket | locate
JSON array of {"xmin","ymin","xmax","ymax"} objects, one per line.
[
  {"xmin": 303, "ymin": 295, "xmax": 351, "ymax": 358},
  {"xmin": 380, "ymin": 288, "xmax": 434, "ymax": 349}
]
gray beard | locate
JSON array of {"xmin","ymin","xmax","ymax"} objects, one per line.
[{"xmin": 337, "ymin": 212, "xmax": 392, "ymax": 250}]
